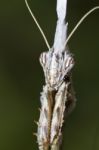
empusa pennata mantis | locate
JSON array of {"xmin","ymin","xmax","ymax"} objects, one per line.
[{"xmin": 25, "ymin": 0, "xmax": 99, "ymax": 150}]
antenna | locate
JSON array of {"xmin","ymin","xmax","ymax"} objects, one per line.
[
  {"xmin": 25, "ymin": 0, "xmax": 50, "ymax": 50},
  {"xmin": 65, "ymin": 6, "xmax": 99, "ymax": 46}
]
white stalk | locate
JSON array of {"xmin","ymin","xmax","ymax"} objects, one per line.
[{"xmin": 53, "ymin": 0, "xmax": 68, "ymax": 53}]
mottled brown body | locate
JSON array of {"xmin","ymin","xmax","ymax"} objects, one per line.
[{"xmin": 37, "ymin": 48, "xmax": 76, "ymax": 150}]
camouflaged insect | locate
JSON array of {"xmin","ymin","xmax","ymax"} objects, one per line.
[
  {"xmin": 25, "ymin": 0, "xmax": 99, "ymax": 149},
  {"xmin": 37, "ymin": 0, "xmax": 76, "ymax": 150}
]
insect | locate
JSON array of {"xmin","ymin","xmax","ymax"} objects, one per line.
[{"xmin": 25, "ymin": 0, "xmax": 99, "ymax": 149}]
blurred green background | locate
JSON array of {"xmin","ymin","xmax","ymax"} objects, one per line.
[{"xmin": 0, "ymin": 0, "xmax": 99, "ymax": 150}]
